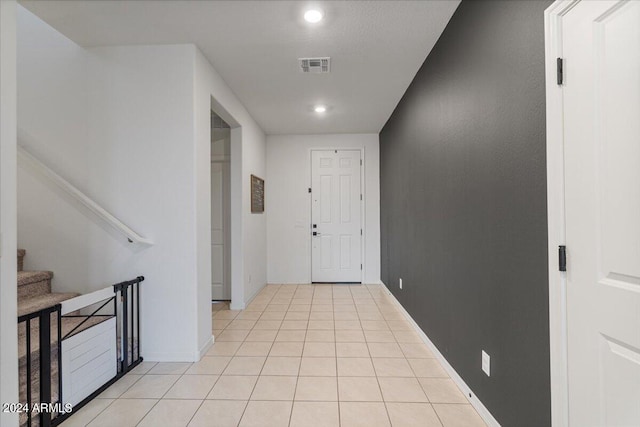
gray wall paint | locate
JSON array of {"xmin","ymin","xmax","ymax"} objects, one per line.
[{"xmin": 379, "ymin": 1, "xmax": 552, "ymax": 426}]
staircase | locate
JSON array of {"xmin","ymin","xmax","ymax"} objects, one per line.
[
  {"xmin": 18, "ymin": 249, "xmax": 79, "ymax": 317},
  {"xmin": 17, "ymin": 249, "xmax": 110, "ymax": 427}
]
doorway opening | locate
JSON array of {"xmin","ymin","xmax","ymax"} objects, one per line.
[{"xmin": 211, "ymin": 111, "xmax": 231, "ymax": 301}]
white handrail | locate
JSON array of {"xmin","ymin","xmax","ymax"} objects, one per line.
[{"xmin": 17, "ymin": 145, "xmax": 153, "ymax": 246}]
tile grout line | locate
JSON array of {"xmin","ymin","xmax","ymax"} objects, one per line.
[
  {"xmin": 373, "ymin": 285, "xmax": 473, "ymax": 427},
  {"xmin": 78, "ymin": 394, "xmax": 118, "ymax": 426},
  {"xmin": 82, "ymin": 362, "xmax": 156, "ymax": 427},
  {"xmin": 286, "ymin": 298, "xmax": 301, "ymax": 427},
  {"xmin": 238, "ymin": 283, "xmax": 280, "ymax": 426},
  {"xmin": 88, "ymin": 364, "xmax": 151, "ymax": 422},
  {"xmin": 134, "ymin": 361, "xmax": 193, "ymax": 426},
  {"xmin": 184, "ymin": 398, "xmax": 207, "ymax": 427},
  {"xmin": 331, "ymin": 286, "xmax": 342, "ymax": 427},
  {"xmin": 372, "ymin": 285, "xmax": 448, "ymax": 427},
  {"xmin": 363, "ymin": 284, "xmax": 395, "ymax": 427},
  {"xmin": 209, "ymin": 290, "xmax": 269, "ymax": 424},
  {"xmin": 284, "ymin": 284, "xmax": 299, "ymax": 427},
  {"xmin": 80, "ymin": 284, "xmax": 473, "ymax": 427}
]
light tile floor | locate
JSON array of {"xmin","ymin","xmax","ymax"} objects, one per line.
[{"xmin": 61, "ymin": 284, "xmax": 487, "ymax": 427}]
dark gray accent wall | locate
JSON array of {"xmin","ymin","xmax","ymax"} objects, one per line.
[{"xmin": 379, "ymin": 1, "xmax": 552, "ymax": 426}]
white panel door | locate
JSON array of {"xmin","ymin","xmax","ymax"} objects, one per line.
[
  {"xmin": 562, "ymin": 2, "xmax": 640, "ymax": 425},
  {"xmin": 211, "ymin": 161, "xmax": 230, "ymax": 300},
  {"xmin": 311, "ymin": 150, "xmax": 362, "ymax": 283}
]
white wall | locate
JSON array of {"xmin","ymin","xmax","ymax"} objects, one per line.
[
  {"xmin": 194, "ymin": 49, "xmax": 267, "ymax": 332},
  {"xmin": 18, "ymin": 38, "xmax": 200, "ymax": 361},
  {"xmin": 266, "ymin": 134, "xmax": 380, "ymax": 284},
  {"xmin": 86, "ymin": 44, "xmax": 200, "ymax": 361},
  {"xmin": 16, "ymin": 6, "xmax": 97, "ymax": 297},
  {"xmin": 17, "ymin": 8, "xmax": 268, "ymax": 361},
  {"xmin": 0, "ymin": 1, "xmax": 19, "ymax": 425},
  {"xmin": 241, "ymin": 126, "xmax": 268, "ymax": 300},
  {"xmin": 15, "ymin": 10, "xmax": 207, "ymax": 362}
]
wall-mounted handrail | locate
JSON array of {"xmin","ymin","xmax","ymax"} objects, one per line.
[{"xmin": 17, "ymin": 144, "xmax": 153, "ymax": 246}]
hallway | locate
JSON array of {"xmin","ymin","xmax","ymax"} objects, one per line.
[{"xmin": 60, "ymin": 284, "xmax": 486, "ymax": 427}]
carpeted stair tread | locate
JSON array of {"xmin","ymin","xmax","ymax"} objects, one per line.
[
  {"xmin": 16, "ymin": 248, "xmax": 122, "ymax": 427},
  {"xmin": 18, "ymin": 270, "xmax": 53, "ymax": 287},
  {"xmin": 18, "ymin": 292, "xmax": 80, "ymax": 318},
  {"xmin": 18, "ymin": 270, "xmax": 53, "ymax": 299},
  {"xmin": 17, "ymin": 249, "xmax": 26, "ymax": 272}
]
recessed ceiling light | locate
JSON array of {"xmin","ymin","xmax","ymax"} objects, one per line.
[
  {"xmin": 314, "ymin": 105, "xmax": 327, "ymax": 113},
  {"xmin": 304, "ymin": 9, "xmax": 324, "ymax": 23}
]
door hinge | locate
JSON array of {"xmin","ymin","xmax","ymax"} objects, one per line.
[
  {"xmin": 360, "ymin": 229, "xmax": 363, "ymax": 236},
  {"xmin": 308, "ymin": 188, "xmax": 312, "ymax": 193},
  {"xmin": 360, "ymin": 194, "xmax": 362, "ymax": 201},
  {"xmin": 557, "ymin": 57, "xmax": 564, "ymax": 85},
  {"xmin": 559, "ymin": 245, "xmax": 567, "ymax": 272},
  {"xmin": 360, "ymin": 264, "xmax": 363, "ymax": 270},
  {"xmin": 360, "ymin": 159, "xmax": 362, "ymax": 166}
]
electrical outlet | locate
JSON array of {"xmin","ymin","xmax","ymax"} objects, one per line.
[
  {"xmin": 399, "ymin": 278, "xmax": 403, "ymax": 290},
  {"xmin": 482, "ymin": 350, "xmax": 491, "ymax": 376}
]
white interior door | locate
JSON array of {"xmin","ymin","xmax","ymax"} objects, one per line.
[
  {"xmin": 311, "ymin": 150, "xmax": 362, "ymax": 283},
  {"xmin": 562, "ymin": 2, "xmax": 640, "ymax": 425},
  {"xmin": 211, "ymin": 161, "xmax": 230, "ymax": 300}
]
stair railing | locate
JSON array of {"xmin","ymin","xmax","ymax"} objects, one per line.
[
  {"xmin": 17, "ymin": 276, "xmax": 145, "ymax": 427},
  {"xmin": 17, "ymin": 142, "xmax": 153, "ymax": 246},
  {"xmin": 112, "ymin": 276, "xmax": 145, "ymax": 373},
  {"xmin": 17, "ymin": 305, "xmax": 62, "ymax": 427}
]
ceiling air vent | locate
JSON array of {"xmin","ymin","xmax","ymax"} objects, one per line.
[{"xmin": 299, "ymin": 57, "xmax": 330, "ymax": 73}]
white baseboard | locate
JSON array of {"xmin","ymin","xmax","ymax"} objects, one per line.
[
  {"xmin": 379, "ymin": 281, "xmax": 501, "ymax": 427},
  {"xmin": 196, "ymin": 335, "xmax": 214, "ymax": 360},
  {"xmin": 145, "ymin": 334, "xmax": 214, "ymax": 362},
  {"xmin": 143, "ymin": 351, "xmax": 200, "ymax": 362},
  {"xmin": 229, "ymin": 282, "xmax": 268, "ymax": 310},
  {"xmin": 229, "ymin": 301, "xmax": 245, "ymax": 310},
  {"xmin": 238, "ymin": 282, "xmax": 267, "ymax": 309}
]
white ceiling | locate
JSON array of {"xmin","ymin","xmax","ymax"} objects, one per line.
[{"xmin": 20, "ymin": 1, "xmax": 460, "ymax": 135}]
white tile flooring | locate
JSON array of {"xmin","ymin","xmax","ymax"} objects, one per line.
[{"xmin": 60, "ymin": 284, "xmax": 487, "ymax": 427}]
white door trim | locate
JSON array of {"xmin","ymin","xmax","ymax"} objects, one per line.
[
  {"xmin": 308, "ymin": 147, "xmax": 365, "ymax": 284},
  {"xmin": 210, "ymin": 98, "xmax": 243, "ymax": 309},
  {"xmin": 544, "ymin": 2, "xmax": 579, "ymax": 426}
]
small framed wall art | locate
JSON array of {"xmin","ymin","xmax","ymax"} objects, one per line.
[{"xmin": 251, "ymin": 174, "xmax": 265, "ymax": 213}]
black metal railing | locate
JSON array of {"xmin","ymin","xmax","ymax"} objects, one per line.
[
  {"xmin": 17, "ymin": 276, "xmax": 145, "ymax": 427},
  {"xmin": 17, "ymin": 305, "xmax": 62, "ymax": 427},
  {"xmin": 113, "ymin": 276, "xmax": 144, "ymax": 373},
  {"xmin": 61, "ymin": 296, "xmax": 115, "ymax": 341}
]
